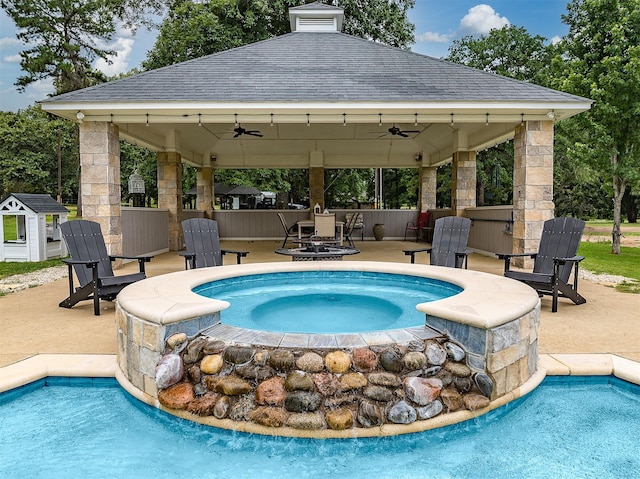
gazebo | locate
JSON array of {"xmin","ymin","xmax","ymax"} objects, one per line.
[{"xmin": 40, "ymin": 2, "xmax": 591, "ymax": 263}]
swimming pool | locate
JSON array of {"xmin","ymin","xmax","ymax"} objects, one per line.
[
  {"xmin": 1, "ymin": 376, "xmax": 638, "ymax": 478},
  {"xmin": 193, "ymin": 271, "xmax": 462, "ymax": 333}
]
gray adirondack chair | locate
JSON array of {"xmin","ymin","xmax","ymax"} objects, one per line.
[
  {"xmin": 181, "ymin": 218, "xmax": 248, "ymax": 269},
  {"xmin": 403, "ymin": 216, "xmax": 472, "ymax": 268},
  {"xmin": 59, "ymin": 220, "xmax": 152, "ymax": 315},
  {"xmin": 497, "ymin": 216, "xmax": 586, "ymax": 312}
]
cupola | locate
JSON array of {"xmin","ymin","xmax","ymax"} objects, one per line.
[{"xmin": 289, "ymin": 1, "xmax": 344, "ymax": 32}]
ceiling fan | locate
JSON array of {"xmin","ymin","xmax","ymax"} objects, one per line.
[
  {"xmin": 381, "ymin": 124, "xmax": 420, "ymax": 138},
  {"xmin": 233, "ymin": 125, "xmax": 263, "ymax": 138}
]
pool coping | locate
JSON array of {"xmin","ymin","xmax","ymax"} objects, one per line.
[
  {"xmin": 116, "ymin": 261, "xmax": 541, "ymax": 330},
  {"xmin": 2, "ymin": 353, "xmax": 639, "ymax": 437}
]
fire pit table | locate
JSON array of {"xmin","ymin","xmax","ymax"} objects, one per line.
[{"xmin": 275, "ymin": 242, "xmax": 360, "ymax": 261}]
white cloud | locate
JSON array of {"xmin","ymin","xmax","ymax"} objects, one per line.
[
  {"xmin": 30, "ymin": 77, "xmax": 54, "ymax": 95},
  {"xmin": 0, "ymin": 37, "xmax": 21, "ymax": 50},
  {"xmin": 3, "ymin": 53, "xmax": 20, "ymax": 62},
  {"xmin": 550, "ymin": 35, "xmax": 562, "ymax": 45},
  {"xmin": 416, "ymin": 31, "xmax": 452, "ymax": 43},
  {"xmin": 94, "ymin": 36, "xmax": 135, "ymax": 76},
  {"xmin": 459, "ymin": 4, "xmax": 510, "ymax": 35}
]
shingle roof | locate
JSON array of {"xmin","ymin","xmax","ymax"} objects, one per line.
[
  {"xmin": 41, "ymin": 32, "xmax": 586, "ymax": 105},
  {"xmin": 3, "ymin": 193, "xmax": 69, "ymax": 213}
]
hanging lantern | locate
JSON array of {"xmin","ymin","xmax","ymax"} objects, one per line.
[{"xmin": 128, "ymin": 169, "xmax": 145, "ymax": 194}]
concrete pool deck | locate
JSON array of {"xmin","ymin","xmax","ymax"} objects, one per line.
[{"xmin": 1, "ymin": 240, "xmax": 640, "ymax": 392}]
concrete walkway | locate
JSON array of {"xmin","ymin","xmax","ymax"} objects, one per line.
[{"xmin": 1, "ymin": 240, "xmax": 639, "ymax": 374}]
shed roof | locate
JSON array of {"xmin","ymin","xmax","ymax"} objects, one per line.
[{"xmin": 1, "ymin": 194, "xmax": 69, "ymax": 214}]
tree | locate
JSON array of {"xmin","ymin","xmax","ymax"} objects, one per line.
[
  {"xmin": 325, "ymin": 169, "xmax": 372, "ymax": 208},
  {"xmin": 119, "ymin": 140, "xmax": 158, "ymax": 206},
  {"xmin": 553, "ymin": 118, "xmax": 611, "ymax": 219},
  {"xmin": 145, "ymin": 0, "xmax": 415, "ymax": 69},
  {"xmin": 0, "ymin": 106, "xmax": 79, "ymax": 200},
  {"xmin": 1, "ymin": 0, "xmax": 167, "ymax": 94},
  {"xmin": 551, "ymin": 0, "xmax": 640, "ymax": 253},
  {"xmin": 447, "ymin": 25, "xmax": 554, "ymax": 84}
]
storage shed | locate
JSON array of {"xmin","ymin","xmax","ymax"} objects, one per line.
[{"xmin": 0, "ymin": 193, "xmax": 69, "ymax": 262}]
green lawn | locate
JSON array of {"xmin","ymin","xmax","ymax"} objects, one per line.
[
  {"xmin": 578, "ymin": 242, "xmax": 640, "ymax": 280},
  {"xmin": 578, "ymin": 241, "xmax": 640, "ymax": 293}
]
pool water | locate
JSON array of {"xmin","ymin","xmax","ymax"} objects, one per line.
[
  {"xmin": 1, "ymin": 376, "xmax": 639, "ymax": 479},
  {"xmin": 193, "ymin": 271, "xmax": 462, "ymax": 333}
]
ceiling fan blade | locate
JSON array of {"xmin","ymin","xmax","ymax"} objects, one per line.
[
  {"xmin": 246, "ymin": 131, "xmax": 263, "ymax": 137},
  {"xmin": 398, "ymin": 132, "xmax": 409, "ymax": 138},
  {"xmin": 233, "ymin": 132, "xmax": 242, "ymax": 138}
]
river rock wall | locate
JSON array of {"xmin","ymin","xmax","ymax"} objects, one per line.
[{"xmin": 154, "ymin": 334, "xmax": 494, "ymax": 431}]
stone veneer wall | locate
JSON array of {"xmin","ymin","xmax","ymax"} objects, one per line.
[
  {"xmin": 116, "ymin": 303, "xmax": 539, "ymax": 435},
  {"xmin": 426, "ymin": 307, "xmax": 539, "ymax": 398},
  {"xmin": 115, "ymin": 305, "xmax": 221, "ymax": 399}
]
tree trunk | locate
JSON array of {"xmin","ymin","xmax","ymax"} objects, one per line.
[{"xmin": 611, "ymin": 170, "xmax": 625, "ymax": 255}]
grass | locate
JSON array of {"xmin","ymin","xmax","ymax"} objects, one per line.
[
  {"xmin": 578, "ymin": 242, "xmax": 640, "ymax": 280},
  {"xmin": 578, "ymin": 241, "xmax": 640, "ymax": 293}
]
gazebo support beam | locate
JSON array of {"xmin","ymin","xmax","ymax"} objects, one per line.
[
  {"xmin": 451, "ymin": 150, "xmax": 477, "ymax": 216},
  {"xmin": 419, "ymin": 165, "xmax": 437, "ymax": 212},
  {"xmin": 196, "ymin": 166, "xmax": 214, "ymax": 218},
  {"xmin": 309, "ymin": 150, "xmax": 325, "ymax": 211},
  {"xmin": 512, "ymin": 120, "xmax": 555, "ymax": 268},
  {"xmin": 78, "ymin": 121, "xmax": 123, "ymax": 260},
  {"xmin": 157, "ymin": 151, "xmax": 183, "ymax": 251}
]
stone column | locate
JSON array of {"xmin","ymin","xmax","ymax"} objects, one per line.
[
  {"xmin": 419, "ymin": 166, "xmax": 437, "ymax": 211},
  {"xmin": 512, "ymin": 121, "xmax": 555, "ymax": 268},
  {"xmin": 309, "ymin": 167, "xmax": 324, "ymax": 211},
  {"xmin": 79, "ymin": 121, "xmax": 122, "ymax": 256},
  {"xmin": 157, "ymin": 151, "xmax": 183, "ymax": 251},
  {"xmin": 451, "ymin": 150, "xmax": 477, "ymax": 216},
  {"xmin": 196, "ymin": 166, "xmax": 214, "ymax": 218},
  {"xmin": 308, "ymin": 151, "xmax": 325, "ymax": 211}
]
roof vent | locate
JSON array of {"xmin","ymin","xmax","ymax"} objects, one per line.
[{"xmin": 289, "ymin": 1, "xmax": 344, "ymax": 32}]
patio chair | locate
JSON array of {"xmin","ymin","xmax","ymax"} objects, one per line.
[
  {"xmin": 278, "ymin": 212, "xmax": 309, "ymax": 247},
  {"xmin": 181, "ymin": 218, "xmax": 248, "ymax": 269},
  {"xmin": 59, "ymin": 220, "xmax": 152, "ymax": 315},
  {"xmin": 404, "ymin": 211, "xmax": 432, "ymax": 242},
  {"xmin": 497, "ymin": 216, "xmax": 586, "ymax": 313},
  {"xmin": 342, "ymin": 212, "xmax": 359, "ymax": 248},
  {"xmin": 345, "ymin": 212, "xmax": 364, "ymax": 241},
  {"xmin": 403, "ymin": 216, "xmax": 472, "ymax": 268},
  {"xmin": 313, "ymin": 213, "xmax": 337, "ymax": 242}
]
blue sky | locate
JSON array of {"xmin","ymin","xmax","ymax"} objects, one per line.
[{"xmin": 0, "ymin": 1, "xmax": 569, "ymax": 112}]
